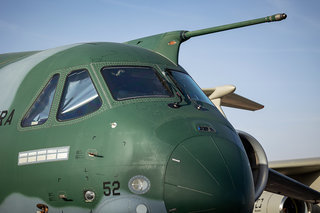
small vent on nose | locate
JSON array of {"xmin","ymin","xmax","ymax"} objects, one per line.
[{"xmin": 197, "ymin": 126, "xmax": 216, "ymax": 133}]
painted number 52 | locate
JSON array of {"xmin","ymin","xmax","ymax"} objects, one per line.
[{"xmin": 103, "ymin": 181, "xmax": 120, "ymax": 196}]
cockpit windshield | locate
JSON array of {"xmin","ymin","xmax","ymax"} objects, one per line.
[
  {"xmin": 101, "ymin": 67, "xmax": 172, "ymax": 101},
  {"xmin": 168, "ymin": 70, "xmax": 213, "ymax": 106}
]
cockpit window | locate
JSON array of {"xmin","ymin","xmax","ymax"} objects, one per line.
[
  {"xmin": 57, "ymin": 69, "xmax": 102, "ymax": 121},
  {"xmin": 101, "ymin": 67, "xmax": 172, "ymax": 100},
  {"xmin": 21, "ymin": 74, "xmax": 59, "ymax": 127},
  {"xmin": 168, "ymin": 70, "xmax": 213, "ymax": 105}
]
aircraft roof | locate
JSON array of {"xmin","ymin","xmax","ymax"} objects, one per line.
[
  {"xmin": 0, "ymin": 42, "xmax": 178, "ymax": 110},
  {"xmin": 0, "ymin": 42, "xmax": 177, "ymax": 70},
  {"xmin": 0, "ymin": 51, "xmax": 40, "ymax": 69}
]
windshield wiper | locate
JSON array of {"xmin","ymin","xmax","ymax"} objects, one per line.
[
  {"xmin": 165, "ymin": 71, "xmax": 188, "ymax": 108},
  {"xmin": 168, "ymin": 90, "xmax": 183, "ymax": 108},
  {"xmin": 166, "ymin": 71, "xmax": 204, "ymax": 110}
]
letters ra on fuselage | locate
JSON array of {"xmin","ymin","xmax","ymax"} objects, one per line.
[{"xmin": 0, "ymin": 109, "xmax": 15, "ymax": 126}]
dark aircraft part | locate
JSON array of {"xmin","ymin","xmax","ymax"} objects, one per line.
[
  {"xmin": 36, "ymin": 203, "xmax": 48, "ymax": 213},
  {"xmin": 253, "ymin": 191, "xmax": 312, "ymax": 213},
  {"xmin": 59, "ymin": 194, "xmax": 73, "ymax": 202},
  {"xmin": 168, "ymin": 92, "xmax": 183, "ymax": 108},
  {"xmin": 237, "ymin": 130, "xmax": 269, "ymax": 201},
  {"xmin": 88, "ymin": 152, "xmax": 104, "ymax": 158}
]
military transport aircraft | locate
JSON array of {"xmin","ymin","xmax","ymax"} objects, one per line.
[{"xmin": 1, "ymin": 13, "xmax": 320, "ymax": 213}]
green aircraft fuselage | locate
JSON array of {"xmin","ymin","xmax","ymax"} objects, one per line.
[{"xmin": 0, "ymin": 14, "xmax": 287, "ymax": 213}]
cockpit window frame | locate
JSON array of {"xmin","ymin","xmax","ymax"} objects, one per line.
[
  {"xmin": 56, "ymin": 69, "xmax": 103, "ymax": 122},
  {"xmin": 100, "ymin": 66, "xmax": 173, "ymax": 102},
  {"xmin": 21, "ymin": 74, "xmax": 60, "ymax": 128},
  {"xmin": 166, "ymin": 69, "xmax": 214, "ymax": 106},
  {"xmin": 18, "ymin": 65, "xmax": 107, "ymax": 131}
]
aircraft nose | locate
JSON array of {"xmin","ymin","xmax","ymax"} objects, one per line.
[{"xmin": 164, "ymin": 135, "xmax": 255, "ymax": 213}]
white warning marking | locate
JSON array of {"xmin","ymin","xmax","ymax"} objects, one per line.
[
  {"xmin": 47, "ymin": 149, "xmax": 57, "ymax": 154},
  {"xmin": 57, "ymin": 152, "xmax": 68, "ymax": 159},
  {"xmin": 18, "ymin": 146, "xmax": 70, "ymax": 165},
  {"xmin": 172, "ymin": 158, "xmax": 181, "ymax": 163},
  {"xmin": 47, "ymin": 154, "xmax": 57, "ymax": 160},
  {"xmin": 37, "ymin": 155, "xmax": 46, "ymax": 161},
  {"xmin": 19, "ymin": 153, "xmax": 28, "ymax": 158},
  {"xmin": 37, "ymin": 150, "xmax": 47, "ymax": 155},
  {"xmin": 18, "ymin": 158, "xmax": 27, "ymax": 164},
  {"xmin": 28, "ymin": 152, "xmax": 37, "ymax": 156},
  {"xmin": 28, "ymin": 156, "xmax": 36, "ymax": 163}
]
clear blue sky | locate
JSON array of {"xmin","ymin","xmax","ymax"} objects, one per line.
[{"xmin": 1, "ymin": 0, "xmax": 319, "ymax": 161}]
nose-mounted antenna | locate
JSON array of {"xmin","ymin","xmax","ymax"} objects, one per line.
[{"xmin": 126, "ymin": 13, "xmax": 287, "ymax": 65}]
